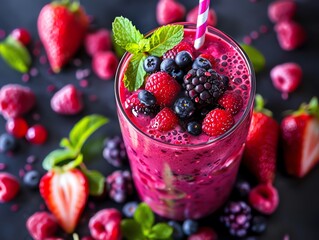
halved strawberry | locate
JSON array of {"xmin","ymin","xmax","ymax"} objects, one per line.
[
  {"xmin": 39, "ymin": 169, "xmax": 89, "ymax": 233},
  {"xmin": 281, "ymin": 97, "xmax": 319, "ymax": 178}
]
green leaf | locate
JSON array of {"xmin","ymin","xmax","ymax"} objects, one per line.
[
  {"xmin": 112, "ymin": 16, "xmax": 144, "ymax": 51},
  {"xmin": 148, "ymin": 25, "xmax": 184, "ymax": 57},
  {"xmin": 60, "ymin": 137, "xmax": 73, "ymax": 149},
  {"xmin": 81, "ymin": 168, "xmax": 105, "ymax": 196},
  {"xmin": 69, "ymin": 115, "xmax": 108, "ymax": 151},
  {"xmin": 121, "ymin": 219, "xmax": 144, "ymax": 240},
  {"xmin": 134, "ymin": 203, "xmax": 154, "ymax": 231},
  {"xmin": 125, "ymin": 43, "xmax": 140, "ymax": 55},
  {"xmin": 0, "ymin": 36, "xmax": 31, "ymax": 73},
  {"xmin": 62, "ymin": 153, "xmax": 83, "ymax": 171},
  {"xmin": 113, "ymin": 37, "xmax": 126, "ymax": 58},
  {"xmin": 240, "ymin": 44, "xmax": 265, "ymax": 73},
  {"xmin": 148, "ymin": 223, "xmax": 173, "ymax": 239},
  {"xmin": 123, "ymin": 54, "xmax": 146, "ymax": 91},
  {"xmin": 42, "ymin": 149, "xmax": 78, "ymax": 171}
]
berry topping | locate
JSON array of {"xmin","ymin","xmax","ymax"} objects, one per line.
[
  {"xmin": 11, "ymin": 28, "xmax": 31, "ymax": 46},
  {"xmin": 50, "ymin": 84, "xmax": 83, "ymax": 115},
  {"xmin": 250, "ymin": 215, "xmax": 267, "ymax": 234},
  {"xmin": 0, "ymin": 84, "xmax": 36, "ymax": 119},
  {"xmin": 186, "ymin": 6, "xmax": 217, "ymax": 27},
  {"xmin": 143, "ymin": 56, "xmax": 161, "ymax": 74},
  {"xmin": 248, "ymin": 184, "xmax": 279, "ymax": 215},
  {"xmin": 89, "ymin": 208, "xmax": 122, "ymax": 240},
  {"xmin": 150, "ymin": 107, "xmax": 179, "ymax": 132},
  {"xmin": 0, "ymin": 133, "xmax": 17, "ymax": 153},
  {"xmin": 125, "ymin": 92, "xmax": 159, "ymax": 117},
  {"xmin": 202, "ymin": 109, "xmax": 234, "ymax": 137},
  {"xmin": 188, "ymin": 227, "xmax": 218, "ymax": 240},
  {"xmin": 183, "ymin": 219, "xmax": 199, "ymax": 236},
  {"xmin": 192, "ymin": 57, "xmax": 212, "ymax": 70},
  {"xmin": 187, "ymin": 121, "xmax": 202, "ymax": 136},
  {"xmin": 122, "ymin": 201, "xmax": 138, "ymax": 218},
  {"xmin": 156, "ymin": 0, "xmax": 186, "ymax": 25},
  {"xmin": 220, "ymin": 201, "xmax": 252, "ymax": 238},
  {"xmin": 268, "ymin": 0, "xmax": 297, "ymax": 23},
  {"xmin": 26, "ymin": 212, "xmax": 58, "ymax": 240},
  {"xmin": 26, "ymin": 124, "xmax": 48, "ymax": 145},
  {"xmin": 160, "ymin": 58, "xmax": 178, "ymax": 73},
  {"xmin": 103, "ymin": 135, "xmax": 127, "ymax": 167},
  {"xmin": 168, "ymin": 221, "xmax": 184, "ymax": 240},
  {"xmin": 174, "ymin": 97, "xmax": 195, "ymax": 119},
  {"xmin": 0, "ymin": 172, "xmax": 20, "ymax": 202},
  {"xmin": 163, "ymin": 41, "xmax": 194, "ymax": 60},
  {"xmin": 92, "ymin": 51, "xmax": 119, "ymax": 80},
  {"xmin": 23, "ymin": 170, "xmax": 41, "ymax": 189},
  {"xmin": 5, "ymin": 117, "xmax": 28, "ymax": 138},
  {"xmin": 138, "ymin": 90, "xmax": 156, "ymax": 106},
  {"xmin": 145, "ymin": 72, "xmax": 181, "ymax": 106},
  {"xmin": 106, "ymin": 170, "xmax": 133, "ymax": 203},
  {"xmin": 175, "ymin": 51, "xmax": 193, "ymax": 68},
  {"xmin": 218, "ymin": 91, "xmax": 244, "ymax": 115},
  {"xmin": 84, "ymin": 29, "xmax": 112, "ymax": 56}
]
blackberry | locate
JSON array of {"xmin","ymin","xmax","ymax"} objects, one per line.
[
  {"xmin": 143, "ymin": 56, "xmax": 161, "ymax": 73},
  {"xmin": 220, "ymin": 201, "xmax": 252, "ymax": 238},
  {"xmin": 103, "ymin": 136, "xmax": 127, "ymax": 167},
  {"xmin": 174, "ymin": 97, "xmax": 195, "ymax": 118},
  {"xmin": 106, "ymin": 170, "xmax": 133, "ymax": 203},
  {"xmin": 183, "ymin": 68, "xmax": 229, "ymax": 106}
]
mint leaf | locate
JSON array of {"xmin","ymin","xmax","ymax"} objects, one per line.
[
  {"xmin": 121, "ymin": 219, "xmax": 144, "ymax": 240},
  {"xmin": 240, "ymin": 44, "xmax": 265, "ymax": 73},
  {"xmin": 81, "ymin": 168, "xmax": 105, "ymax": 196},
  {"xmin": 112, "ymin": 16, "xmax": 144, "ymax": 51},
  {"xmin": 134, "ymin": 202, "xmax": 154, "ymax": 231},
  {"xmin": 124, "ymin": 54, "xmax": 146, "ymax": 91},
  {"xmin": 112, "ymin": 36, "xmax": 126, "ymax": 58},
  {"xmin": 125, "ymin": 43, "xmax": 140, "ymax": 55},
  {"xmin": 148, "ymin": 223, "xmax": 173, "ymax": 239},
  {"xmin": 148, "ymin": 25, "xmax": 184, "ymax": 56},
  {"xmin": 0, "ymin": 36, "xmax": 31, "ymax": 73},
  {"xmin": 69, "ymin": 115, "xmax": 108, "ymax": 151},
  {"xmin": 42, "ymin": 149, "xmax": 78, "ymax": 171},
  {"xmin": 62, "ymin": 154, "xmax": 83, "ymax": 171}
]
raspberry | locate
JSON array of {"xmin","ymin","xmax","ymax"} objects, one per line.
[
  {"xmin": 89, "ymin": 208, "xmax": 122, "ymax": 240},
  {"xmin": 268, "ymin": 0, "xmax": 297, "ymax": 23},
  {"xmin": 84, "ymin": 29, "xmax": 112, "ymax": 56},
  {"xmin": 0, "ymin": 172, "xmax": 20, "ymax": 202},
  {"xmin": 11, "ymin": 28, "xmax": 31, "ymax": 46},
  {"xmin": 188, "ymin": 227, "xmax": 218, "ymax": 240},
  {"xmin": 150, "ymin": 107, "xmax": 179, "ymax": 132},
  {"xmin": 270, "ymin": 62, "xmax": 302, "ymax": 99},
  {"xmin": 218, "ymin": 91, "xmax": 243, "ymax": 115},
  {"xmin": 186, "ymin": 6, "xmax": 217, "ymax": 27},
  {"xmin": 50, "ymin": 84, "xmax": 83, "ymax": 115},
  {"xmin": 106, "ymin": 170, "xmax": 133, "ymax": 203},
  {"xmin": 274, "ymin": 20, "xmax": 306, "ymax": 51},
  {"xmin": 92, "ymin": 51, "xmax": 119, "ymax": 80},
  {"xmin": 124, "ymin": 92, "xmax": 159, "ymax": 117},
  {"xmin": 5, "ymin": 117, "xmax": 28, "ymax": 138},
  {"xmin": 0, "ymin": 84, "xmax": 36, "ymax": 119},
  {"xmin": 202, "ymin": 109, "xmax": 235, "ymax": 137},
  {"xmin": 145, "ymin": 72, "xmax": 181, "ymax": 106},
  {"xmin": 26, "ymin": 124, "xmax": 48, "ymax": 145},
  {"xmin": 248, "ymin": 184, "xmax": 279, "ymax": 215},
  {"xmin": 163, "ymin": 41, "xmax": 195, "ymax": 59},
  {"xmin": 103, "ymin": 135, "xmax": 127, "ymax": 167},
  {"xmin": 156, "ymin": 0, "xmax": 186, "ymax": 25},
  {"xmin": 26, "ymin": 211, "xmax": 59, "ymax": 240}
]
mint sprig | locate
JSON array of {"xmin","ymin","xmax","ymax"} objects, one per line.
[
  {"xmin": 240, "ymin": 44, "xmax": 265, "ymax": 73},
  {"xmin": 112, "ymin": 16, "xmax": 184, "ymax": 91},
  {"xmin": 121, "ymin": 203, "xmax": 173, "ymax": 240}
]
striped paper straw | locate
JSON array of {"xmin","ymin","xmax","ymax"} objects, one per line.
[{"xmin": 194, "ymin": 0, "xmax": 211, "ymax": 50}]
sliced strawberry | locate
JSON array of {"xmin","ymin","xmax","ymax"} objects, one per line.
[{"xmin": 39, "ymin": 169, "xmax": 89, "ymax": 233}]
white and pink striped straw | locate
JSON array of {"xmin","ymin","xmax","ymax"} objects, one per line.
[{"xmin": 194, "ymin": 0, "xmax": 211, "ymax": 50}]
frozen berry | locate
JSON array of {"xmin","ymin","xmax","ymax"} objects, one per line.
[
  {"xmin": 92, "ymin": 51, "xmax": 119, "ymax": 80},
  {"xmin": 250, "ymin": 215, "xmax": 267, "ymax": 234},
  {"xmin": 175, "ymin": 51, "xmax": 193, "ymax": 68},
  {"xmin": 26, "ymin": 124, "xmax": 48, "ymax": 145},
  {"xmin": 122, "ymin": 201, "xmax": 138, "ymax": 218},
  {"xmin": 89, "ymin": 208, "xmax": 122, "ymax": 240},
  {"xmin": 106, "ymin": 170, "xmax": 133, "ymax": 203},
  {"xmin": 202, "ymin": 109, "xmax": 234, "ymax": 137},
  {"xmin": 156, "ymin": 0, "xmax": 186, "ymax": 25},
  {"xmin": 168, "ymin": 221, "xmax": 184, "ymax": 240},
  {"xmin": 150, "ymin": 107, "xmax": 179, "ymax": 132},
  {"xmin": 84, "ymin": 29, "xmax": 112, "ymax": 56},
  {"xmin": 187, "ymin": 6, "xmax": 217, "ymax": 27},
  {"xmin": 11, "ymin": 28, "xmax": 31, "ymax": 46},
  {"xmin": 268, "ymin": 0, "xmax": 297, "ymax": 23},
  {"xmin": 187, "ymin": 121, "xmax": 202, "ymax": 136},
  {"xmin": 26, "ymin": 211, "xmax": 58, "ymax": 240},
  {"xmin": 5, "ymin": 117, "xmax": 28, "ymax": 138},
  {"xmin": 218, "ymin": 91, "xmax": 244, "ymax": 115},
  {"xmin": 188, "ymin": 227, "xmax": 218, "ymax": 240},
  {"xmin": 160, "ymin": 58, "xmax": 177, "ymax": 73},
  {"xmin": 143, "ymin": 56, "xmax": 161, "ymax": 74},
  {"xmin": 183, "ymin": 219, "xmax": 199, "ymax": 236},
  {"xmin": 163, "ymin": 41, "xmax": 195, "ymax": 60},
  {"xmin": 174, "ymin": 97, "xmax": 195, "ymax": 119},
  {"xmin": 0, "ymin": 172, "xmax": 20, "ymax": 202},
  {"xmin": 23, "ymin": 170, "xmax": 41, "ymax": 189},
  {"xmin": 103, "ymin": 136, "xmax": 127, "ymax": 167},
  {"xmin": 192, "ymin": 57, "xmax": 212, "ymax": 70},
  {"xmin": 0, "ymin": 133, "xmax": 17, "ymax": 153},
  {"xmin": 138, "ymin": 90, "xmax": 156, "ymax": 107}
]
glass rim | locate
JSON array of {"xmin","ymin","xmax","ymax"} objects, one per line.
[{"xmin": 114, "ymin": 22, "xmax": 256, "ymax": 148}]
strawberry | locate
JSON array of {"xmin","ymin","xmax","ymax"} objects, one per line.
[
  {"xmin": 202, "ymin": 109, "xmax": 234, "ymax": 137},
  {"xmin": 150, "ymin": 107, "xmax": 179, "ymax": 132},
  {"xmin": 274, "ymin": 20, "xmax": 306, "ymax": 51},
  {"xmin": 281, "ymin": 97, "xmax": 319, "ymax": 178},
  {"xmin": 270, "ymin": 62, "xmax": 302, "ymax": 99},
  {"xmin": 145, "ymin": 72, "xmax": 181, "ymax": 106},
  {"xmin": 37, "ymin": 0, "xmax": 89, "ymax": 73},
  {"xmin": 39, "ymin": 168, "xmax": 89, "ymax": 233},
  {"xmin": 163, "ymin": 41, "xmax": 195, "ymax": 59},
  {"xmin": 268, "ymin": 0, "xmax": 297, "ymax": 23},
  {"xmin": 218, "ymin": 91, "xmax": 243, "ymax": 115},
  {"xmin": 156, "ymin": 0, "xmax": 186, "ymax": 25},
  {"xmin": 186, "ymin": 5, "xmax": 217, "ymax": 27},
  {"xmin": 243, "ymin": 95, "xmax": 279, "ymax": 184}
]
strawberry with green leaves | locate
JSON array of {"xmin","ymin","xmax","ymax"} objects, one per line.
[
  {"xmin": 38, "ymin": 0, "xmax": 89, "ymax": 73},
  {"xmin": 281, "ymin": 97, "xmax": 319, "ymax": 178},
  {"xmin": 243, "ymin": 94, "xmax": 279, "ymax": 184}
]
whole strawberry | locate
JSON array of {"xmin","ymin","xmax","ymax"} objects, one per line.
[
  {"xmin": 243, "ymin": 95, "xmax": 279, "ymax": 184},
  {"xmin": 281, "ymin": 97, "xmax": 319, "ymax": 178},
  {"xmin": 38, "ymin": 0, "xmax": 89, "ymax": 73}
]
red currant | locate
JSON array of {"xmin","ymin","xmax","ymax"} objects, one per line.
[
  {"xmin": 5, "ymin": 118, "xmax": 28, "ymax": 138},
  {"xmin": 11, "ymin": 28, "xmax": 31, "ymax": 46},
  {"xmin": 26, "ymin": 124, "xmax": 48, "ymax": 144}
]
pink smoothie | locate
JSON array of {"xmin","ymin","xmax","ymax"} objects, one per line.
[{"xmin": 115, "ymin": 24, "xmax": 255, "ymax": 220}]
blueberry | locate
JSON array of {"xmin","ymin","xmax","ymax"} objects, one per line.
[
  {"xmin": 138, "ymin": 90, "xmax": 156, "ymax": 106},
  {"xmin": 168, "ymin": 221, "xmax": 184, "ymax": 240},
  {"xmin": 171, "ymin": 69, "xmax": 184, "ymax": 82},
  {"xmin": 174, "ymin": 97, "xmax": 195, "ymax": 119},
  {"xmin": 0, "ymin": 133, "xmax": 17, "ymax": 153},
  {"xmin": 143, "ymin": 56, "xmax": 161, "ymax": 73},
  {"xmin": 182, "ymin": 219, "xmax": 198, "ymax": 236},
  {"xmin": 122, "ymin": 201, "xmax": 139, "ymax": 218},
  {"xmin": 175, "ymin": 51, "xmax": 193, "ymax": 68},
  {"xmin": 160, "ymin": 58, "xmax": 177, "ymax": 73},
  {"xmin": 250, "ymin": 216, "xmax": 267, "ymax": 234},
  {"xmin": 233, "ymin": 180, "xmax": 251, "ymax": 199},
  {"xmin": 192, "ymin": 56, "xmax": 212, "ymax": 70},
  {"xmin": 187, "ymin": 121, "xmax": 202, "ymax": 136},
  {"xmin": 23, "ymin": 170, "xmax": 41, "ymax": 189}
]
